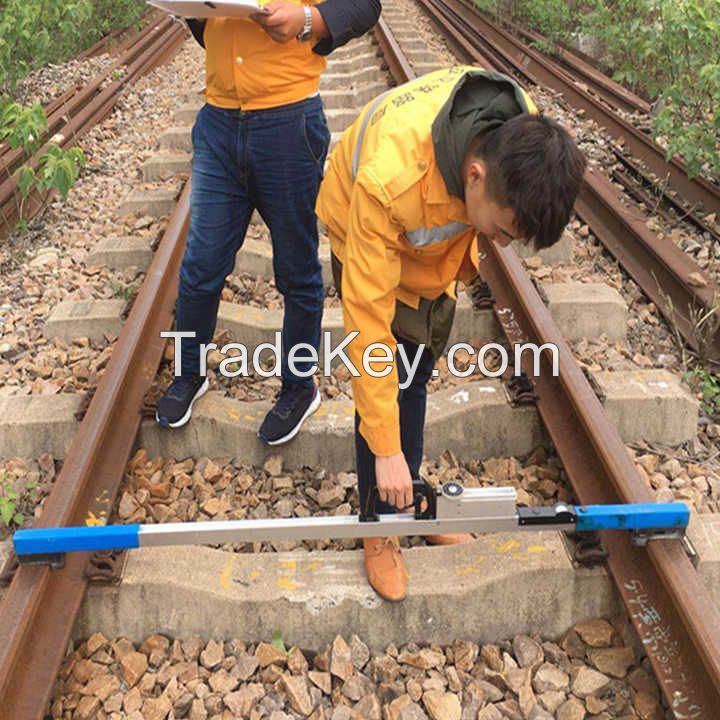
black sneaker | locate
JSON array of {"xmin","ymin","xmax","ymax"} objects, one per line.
[
  {"xmin": 257, "ymin": 382, "xmax": 321, "ymax": 445},
  {"xmin": 156, "ymin": 375, "xmax": 209, "ymax": 428}
]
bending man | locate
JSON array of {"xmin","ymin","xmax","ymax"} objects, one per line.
[{"xmin": 316, "ymin": 66, "xmax": 586, "ymax": 601}]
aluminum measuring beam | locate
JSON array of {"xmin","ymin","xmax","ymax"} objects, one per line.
[{"xmin": 14, "ymin": 482, "xmax": 689, "ymax": 568}]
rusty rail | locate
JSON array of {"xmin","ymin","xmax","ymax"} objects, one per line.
[
  {"xmin": 384, "ymin": 10, "xmax": 720, "ymax": 714},
  {"xmin": 575, "ymin": 169, "xmax": 720, "ymax": 362},
  {"xmin": 0, "ymin": 183, "xmax": 190, "ymax": 719},
  {"xmin": 476, "ymin": 235, "xmax": 720, "ymax": 716},
  {"xmin": 76, "ymin": 8, "xmax": 156, "ymax": 60},
  {"xmin": 497, "ymin": 14, "xmax": 651, "ymax": 115},
  {"xmin": 373, "ymin": 16, "xmax": 416, "ymax": 86}
]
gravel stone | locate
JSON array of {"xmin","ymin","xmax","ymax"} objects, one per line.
[{"xmin": 572, "ymin": 666, "xmax": 611, "ymax": 697}]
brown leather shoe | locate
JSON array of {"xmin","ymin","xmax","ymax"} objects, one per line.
[
  {"xmin": 426, "ymin": 533, "xmax": 474, "ymax": 546},
  {"xmin": 363, "ymin": 536, "xmax": 408, "ymax": 602}
]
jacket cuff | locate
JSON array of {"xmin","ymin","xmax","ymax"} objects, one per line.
[
  {"xmin": 313, "ymin": 1, "xmax": 381, "ymax": 56},
  {"xmin": 185, "ymin": 19, "xmax": 206, "ymax": 48},
  {"xmin": 360, "ymin": 419, "xmax": 402, "ymax": 457}
]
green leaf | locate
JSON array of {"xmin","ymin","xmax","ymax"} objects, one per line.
[
  {"xmin": 17, "ymin": 165, "xmax": 34, "ymax": 198},
  {"xmin": 54, "ymin": 163, "xmax": 73, "ymax": 198},
  {"xmin": 0, "ymin": 501, "xmax": 15, "ymax": 527},
  {"xmin": 13, "ymin": 512, "xmax": 23, "ymax": 526},
  {"xmin": 271, "ymin": 629, "xmax": 288, "ymax": 654}
]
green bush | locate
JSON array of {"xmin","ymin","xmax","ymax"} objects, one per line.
[
  {"xmin": 0, "ymin": 97, "xmax": 86, "ymax": 233},
  {"xmin": 0, "ymin": 0, "xmax": 147, "ymax": 94}
]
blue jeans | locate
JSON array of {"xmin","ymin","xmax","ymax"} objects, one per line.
[
  {"xmin": 175, "ymin": 95, "xmax": 330, "ymax": 386},
  {"xmin": 356, "ymin": 338, "xmax": 436, "ymax": 518}
]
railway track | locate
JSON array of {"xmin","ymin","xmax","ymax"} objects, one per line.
[{"xmin": 0, "ymin": 5, "xmax": 718, "ymax": 718}]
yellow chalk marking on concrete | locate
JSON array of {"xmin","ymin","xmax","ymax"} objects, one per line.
[
  {"xmin": 220, "ymin": 557, "xmax": 234, "ymax": 590},
  {"xmin": 456, "ymin": 565, "xmax": 479, "ymax": 575},
  {"xmin": 244, "ymin": 414, "xmax": 255, "ymax": 421},
  {"xmin": 227, "ymin": 408, "xmax": 240, "ymax": 420},
  {"xmin": 249, "ymin": 569, "xmax": 261, "ymax": 581},
  {"xmin": 279, "ymin": 559, "xmax": 297, "ymax": 571},
  {"xmin": 277, "ymin": 575, "xmax": 298, "ymax": 590},
  {"xmin": 307, "ymin": 561, "xmax": 322, "ymax": 571},
  {"xmin": 497, "ymin": 539, "xmax": 521, "ymax": 553},
  {"xmin": 455, "ymin": 556, "xmax": 485, "ymax": 575},
  {"xmin": 315, "ymin": 406, "xmax": 330, "ymax": 417},
  {"xmin": 526, "ymin": 545, "xmax": 546, "ymax": 554}
]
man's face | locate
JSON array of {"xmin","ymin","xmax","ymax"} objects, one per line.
[{"xmin": 463, "ymin": 159, "xmax": 519, "ymax": 248}]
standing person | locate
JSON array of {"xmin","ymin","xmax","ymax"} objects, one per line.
[
  {"xmin": 315, "ymin": 66, "xmax": 586, "ymax": 601},
  {"xmin": 156, "ymin": 1, "xmax": 382, "ymax": 447}
]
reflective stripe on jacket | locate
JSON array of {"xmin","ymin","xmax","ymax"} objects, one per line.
[{"xmin": 315, "ymin": 66, "xmax": 537, "ymax": 456}]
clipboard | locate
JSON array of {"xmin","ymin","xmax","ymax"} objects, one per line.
[{"xmin": 147, "ymin": 0, "xmax": 270, "ymax": 18}]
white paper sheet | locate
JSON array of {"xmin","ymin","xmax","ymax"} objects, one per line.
[{"xmin": 147, "ymin": 0, "xmax": 268, "ymax": 18}]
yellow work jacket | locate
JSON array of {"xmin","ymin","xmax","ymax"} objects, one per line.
[
  {"xmin": 315, "ymin": 66, "xmax": 537, "ymax": 456},
  {"xmin": 203, "ymin": 1, "xmax": 326, "ymax": 110}
]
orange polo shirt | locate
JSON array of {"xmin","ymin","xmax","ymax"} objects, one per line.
[{"xmin": 203, "ymin": 1, "xmax": 327, "ymax": 110}]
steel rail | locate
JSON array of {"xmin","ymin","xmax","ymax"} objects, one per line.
[
  {"xmin": 575, "ymin": 170, "xmax": 720, "ymax": 362},
  {"xmin": 0, "ymin": 87, "xmax": 77, "ymax": 173},
  {"xmin": 475, "ymin": 235, "xmax": 720, "ymax": 716},
  {"xmin": 497, "ymin": 13, "xmax": 650, "ymax": 115},
  {"xmin": 0, "ymin": 183, "xmax": 190, "ymax": 720},
  {"xmin": 373, "ymin": 16, "xmax": 416, "ymax": 86},
  {"xmin": 383, "ymin": 10, "xmax": 720, "ymax": 713},
  {"xmin": 427, "ymin": 0, "xmax": 720, "ymax": 215},
  {"xmin": 612, "ymin": 149, "xmax": 720, "ymax": 247},
  {"xmin": 415, "ymin": 0, "xmax": 719, "ymax": 362},
  {"xmin": 76, "ymin": 8, "xmax": 156, "ymax": 60}
]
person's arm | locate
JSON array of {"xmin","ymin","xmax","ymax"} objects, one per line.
[
  {"xmin": 251, "ymin": 0, "xmax": 380, "ymax": 49},
  {"xmin": 342, "ymin": 172, "xmax": 415, "ymax": 510},
  {"xmin": 185, "ymin": 19, "xmax": 207, "ymax": 48},
  {"xmin": 313, "ymin": 0, "xmax": 382, "ymax": 55},
  {"xmin": 341, "ymin": 171, "xmax": 403, "ymax": 457}
]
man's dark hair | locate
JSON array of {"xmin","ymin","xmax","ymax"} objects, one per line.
[{"xmin": 474, "ymin": 114, "xmax": 586, "ymax": 249}]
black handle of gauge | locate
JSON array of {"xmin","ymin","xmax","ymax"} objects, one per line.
[{"xmin": 360, "ymin": 477, "xmax": 437, "ymax": 522}]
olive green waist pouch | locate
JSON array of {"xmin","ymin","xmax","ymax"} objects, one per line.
[{"xmin": 331, "ymin": 253, "xmax": 456, "ymax": 360}]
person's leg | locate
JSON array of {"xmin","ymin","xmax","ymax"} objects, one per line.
[
  {"xmin": 356, "ymin": 338, "xmax": 434, "ymax": 513},
  {"xmin": 248, "ymin": 97, "xmax": 329, "ymax": 443},
  {"xmin": 157, "ymin": 105, "xmax": 252, "ymax": 427},
  {"xmin": 395, "ymin": 336, "xmax": 473, "ymax": 545},
  {"xmin": 359, "ymin": 336, "xmax": 470, "ymax": 554},
  {"xmin": 357, "ymin": 338, "xmax": 434, "ymax": 601},
  {"xmin": 396, "ymin": 338, "xmax": 435, "ymax": 480}
]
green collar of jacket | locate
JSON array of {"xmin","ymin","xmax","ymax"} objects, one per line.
[{"xmin": 431, "ymin": 69, "xmax": 532, "ymax": 199}]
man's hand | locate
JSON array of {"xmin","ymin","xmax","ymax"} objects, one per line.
[
  {"xmin": 250, "ymin": 1, "xmax": 306, "ymax": 43},
  {"xmin": 375, "ymin": 452, "xmax": 414, "ymax": 511}
]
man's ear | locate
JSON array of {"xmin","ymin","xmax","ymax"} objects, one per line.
[{"xmin": 464, "ymin": 159, "xmax": 486, "ymax": 193}]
